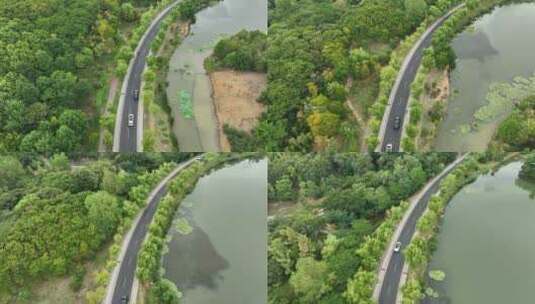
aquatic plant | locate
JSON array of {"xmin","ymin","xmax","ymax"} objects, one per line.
[
  {"xmin": 178, "ymin": 90, "xmax": 194, "ymax": 118},
  {"xmin": 176, "ymin": 217, "xmax": 193, "ymax": 235},
  {"xmin": 474, "ymin": 72, "xmax": 535, "ymax": 123},
  {"xmin": 429, "ymin": 270, "xmax": 446, "ymax": 281}
]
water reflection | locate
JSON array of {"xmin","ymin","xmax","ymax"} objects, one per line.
[
  {"xmin": 167, "ymin": 0, "xmax": 267, "ymax": 151},
  {"xmin": 163, "ymin": 209, "xmax": 230, "ymax": 291},
  {"xmin": 433, "ymin": 3, "xmax": 535, "ymax": 151},
  {"xmin": 425, "ymin": 161, "xmax": 535, "ymax": 303},
  {"xmin": 454, "ymin": 29, "xmax": 498, "ymax": 62},
  {"xmin": 161, "ymin": 159, "xmax": 267, "ymax": 303}
]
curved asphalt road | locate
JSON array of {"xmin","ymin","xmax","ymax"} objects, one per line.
[
  {"xmin": 380, "ymin": 4, "xmax": 464, "ymax": 152},
  {"xmin": 114, "ymin": 0, "xmax": 182, "ymax": 152},
  {"xmin": 378, "ymin": 155, "xmax": 466, "ymax": 304},
  {"xmin": 108, "ymin": 158, "xmax": 197, "ymax": 304}
]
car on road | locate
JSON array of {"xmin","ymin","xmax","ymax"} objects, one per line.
[
  {"xmin": 121, "ymin": 295, "xmax": 129, "ymax": 304},
  {"xmin": 393, "ymin": 116, "xmax": 401, "ymax": 130},
  {"xmin": 385, "ymin": 143, "xmax": 393, "ymax": 152},
  {"xmin": 133, "ymin": 89, "xmax": 139, "ymax": 101},
  {"xmin": 195, "ymin": 155, "xmax": 203, "ymax": 161},
  {"xmin": 128, "ymin": 114, "xmax": 135, "ymax": 127},
  {"xmin": 394, "ymin": 241, "xmax": 402, "ymax": 252}
]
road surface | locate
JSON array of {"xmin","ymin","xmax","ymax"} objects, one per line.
[
  {"xmin": 379, "ymin": 4, "xmax": 464, "ymax": 152},
  {"xmin": 378, "ymin": 154, "xmax": 467, "ymax": 304},
  {"xmin": 106, "ymin": 158, "xmax": 197, "ymax": 304},
  {"xmin": 114, "ymin": 0, "xmax": 182, "ymax": 152}
]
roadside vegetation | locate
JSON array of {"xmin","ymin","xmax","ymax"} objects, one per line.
[
  {"xmin": 135, "ymin": 152, "xmax": 257, "ymax": 303},
  {"xmin": 217, "ymin": 0, "xmax": 465, "ymax": 152},
  {"xmin": 0, "ymin": 153, "xmax": 195, "ymax": 303},
  {"xmin": 267, "ymin": 153, "xmax": 456, "ymax": 303},
  {"xmin": 403, "ymin": 0, "xmax": 535, "ymax": 151},
  {"xmin": 141, "ymin": 0, "xmax": 221, "ymax": 151},
  {"xmin": 398, "ymin": 152, "xmax": 519, "ymax": 303}
]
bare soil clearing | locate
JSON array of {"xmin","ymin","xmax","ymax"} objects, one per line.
[{"xmin": 209, "ymin": 70, "xmax": 267, "ymax": 151}]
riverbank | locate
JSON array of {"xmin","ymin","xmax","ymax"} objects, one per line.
[
  {"xmin": 422, "ymin": 159, "xmax": 535, "ymax": 303},
  {"xmin": 143, "ymin": 19, "xmax": 191, "ymax": 152},
  {"xmin": 432, "ymin": 0, "xmax": 535, "ymax": 151},
  {"xmin": 209, "ymin": 70, "xmax": 267, "ymax": 151},
  {"xmin": 400, "ymin": 154, "xmax": 512, "ymax": 303},
  {"xmin": 401, "ymin": 156, "xmax": 483, "ymax": 303},
  {"xmin": 166, "ymin": 0, "xmax": 266, "ymax": 152},
  {"xmin": 136, "ymin": 153, "xmax": 259, "ymax": 302},
  {"xmin": 402, "ymin": 64, "xmax": 451, "ymax": 151},
  {"xmin": 161, "ymin": 158, "xmax": 267, "ymax": 303}
]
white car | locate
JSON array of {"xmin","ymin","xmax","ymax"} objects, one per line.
[
  {"xmin": 128, "ymin": 114, "xmax": 135, "ymax": 127},
  {"xmin": 385, "ymin": 143, "xmax": 393, "ymax": 152},
  {"xmin": 394, "ymin": 241, "xmax": 402, "ymax": 252}
]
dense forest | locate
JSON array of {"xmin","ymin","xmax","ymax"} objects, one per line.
[
  {"xmin": 267, "ymin": 152, "xmax": 456, "ymax": 303},
  {"xmin": 0, "ymin": 0, "xmax": 157, "ymax": 152},
  {"xmin": 0, "ymin": 153, "xmax": 194, "ymax": 302},
  {"xmin": 223, "ymin": 0, "xmax": 461, "ymax": 152}
]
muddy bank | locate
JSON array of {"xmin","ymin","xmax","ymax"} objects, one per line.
[{"xmin": 209, "ymin": 70, "xmax": 266, "ymax": 151}]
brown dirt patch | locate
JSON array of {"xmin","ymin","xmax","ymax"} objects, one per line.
[{"xmin": 210, "ymin": 70, "xmax": 267, "ymax": 151}]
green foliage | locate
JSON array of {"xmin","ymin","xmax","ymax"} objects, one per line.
[
  {"xmin": 248, "ymin": 0, "xmax": 446, "ymax": 151},
  {"xmin": 402, "ymin": 155, "xmax": 484, "ymax": 300},
  {"xmin": 206, "ymin": 30, "xmax": 267, "ymax": 72},
  {"xmin": 175, "ymin": 217, "xmax": 193, "ymax": 235},
  {"xmin": 494, "ymin": 93, "xmax": 535, "ymax": 150},
  {"xmin": 136, "ymin": 153, "xmax": 239, "ymax": 301},
  {"xmin": 428, "ymin": 269, "xmax": 446, "ymax": 281},
  {"xmin": 268, "ymin": 153, "xmax": 456, "ymax": 303},
  {"xmin": 401, "ymin": 278, "xmax": 423, "ymax": 304},
  {"xmin": 520, "ymin": 154, "xmax": 535, "ymax": 181},
  {"xmin": 120, "ymin": 2, "xmax": 138, "ymax": 22},
  {"xmin": 178, "ymin": 90, "xmax": 194, "ymax": 118},
  {"xmin": 289, "ymin": 257, "xmax": 331, "ymax": 303},
  {"xmin": 0, "ymin": 0, "xmax": 126, "ymax": 151}
]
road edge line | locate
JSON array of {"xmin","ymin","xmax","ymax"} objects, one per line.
[
  {"xmin": 113, "ymin": 1, "xmax": 181, "ymax": 152},
  {"xmin": 103, "ymin": 157, "xmax": 198, "ymax": 304},
  {"xmin": 373, "ymin": 154, "xmax": 467, "ymax": 301},
  {"xmin": 376, "ymin": 3, "xmax": 465, "ymax": 152}
]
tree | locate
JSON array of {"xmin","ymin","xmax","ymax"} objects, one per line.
[
  {"xmin": 116, "ymin": 59, "xmax": 128, "ymax": 77},
  {"xmin": 345, "ymin": 271, "xmax": 376, "ymax": 304},
  {"xmin": 289, "ymin": 257, "xmax": 331, "ymax": 303},
  {"xmin": 75, "ymin": 48, "xmax": 94, "ymax": 69},
  {"xmin": 275, "ymin": 175, "xmax": 296, "ymax": 201},
  {"xmin": 520, "ymin": 154, "xmax": 535, "ymax": 181},
  {"xmin": 350, "ymin": 48, "xmax": 374, "ymax": 79},
  {"xmin": 0, "ymin": 156, "xmax": 25, "ymax": 190},
  {"xmin": 404, "ymin": 0, "xmax": 428, "ymax": 25},
  {"xmin": 37, "ymin": 71, "xmax": 78, "ymax": 107},
  {"xmin": 49, "ymin": 153, "xmax": 70, "ymax": 171},
  {"xmin": 307, "ymin": 111, "xmax": 340, "ymax": 138},
  {"xmin": 120, "ymin": 2, "xmax": 137, "ymax": 22},
  {"xmin": 84, "ymin": 191, "xmax": 120, "ymax": 238},
  {"xmin": 55, "ymin": 125, "xmax": 79, "ymax": 151}
]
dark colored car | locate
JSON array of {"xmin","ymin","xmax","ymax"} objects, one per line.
[
  {"xmin": 133, "ymin": 89, "xmax": 139, "ymax": 101},
  {"xmin": 393, "ymin": 116, "xmax": 401, "ymax": 130}
]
